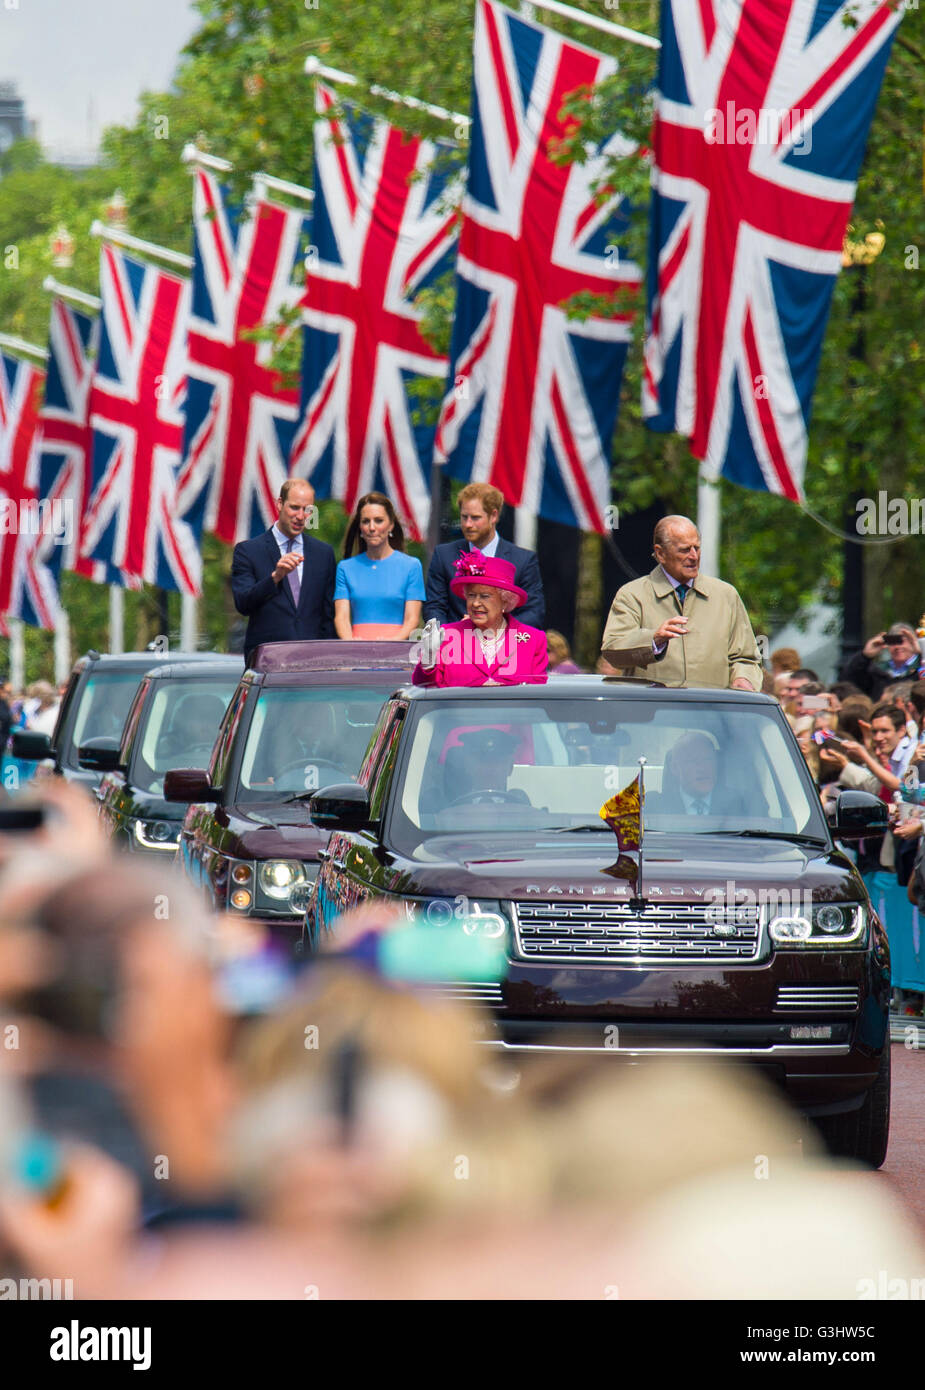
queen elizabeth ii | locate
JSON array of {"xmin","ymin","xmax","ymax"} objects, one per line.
[{"xmin": 413, "ymin": 551, "xmax": 548, "ymax": 688}]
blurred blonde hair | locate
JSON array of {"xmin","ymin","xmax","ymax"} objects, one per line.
[{"xmin": 232, "ymin": 967, "xmax": 549, "ymax": 1224}]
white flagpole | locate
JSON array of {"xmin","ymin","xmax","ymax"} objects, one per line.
[
  {"xmin": 89, "ymin": 220, "xmax": 193, "ymax": 272},
  {"xmin": 53, "ymin": 609, "xmax": 70, "ymax": 685},
  {"xmin": 9, "ymin": 619, "xmax": 24, "ymax": 693},
  {"xmin": 697, "ymin": 463, "xmax": 721, "ymax": 578},
  {"xmin": 304, "ymin": 55, "xmax": 471, "ymax": 130},
  {"xmin": 42, "ymin": 277, "xmax": 102, "ymax": 313},
  {"xmin": 521, "ymin": 0, "xmax": 660, "ymax": 50},
  {"xmin": 180, "ymin": 594, "xmax": 198, "ymax": 652},
  {"xmin": 0, "ymin": 333, "xmax": 48, "ymax": 364},
  {"xmin": 109, "ymin": 585, "xmax": 124, "ymax": 655},
  {"xmin": 181, "ymin": 144, "xmax": 233, "ymax": 174}
]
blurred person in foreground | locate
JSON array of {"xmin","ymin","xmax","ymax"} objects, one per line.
[
  {"xmin": 3, "ymin": 894, "xmax": 922, "ymax": 1300},
  {"xmin": 600, "ymin": 516, "xmax": 762, "ymax": 690},
  {"xmin": 0, "ymin": 802, "xmax": 242, "ymax": 1294}
]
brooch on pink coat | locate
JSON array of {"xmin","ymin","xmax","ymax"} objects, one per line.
[{"xmin": 515, "ymin": 632, "xmax": 529, "ymax": 643}]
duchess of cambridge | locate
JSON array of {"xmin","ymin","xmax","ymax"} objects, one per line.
[{"xmin": 334, "ymin": 493, "xmax": 425, "ymax": 640}]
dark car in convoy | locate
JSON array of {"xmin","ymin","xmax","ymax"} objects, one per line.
[
  {"xmin": 10, "ymin": 649, "xmax": 229, "ymax": 790},
  {"xmin": 304, "ymin": 678, "xmax": 892, "ymax": 1166},
  {"xmin": 165, "ymin": 640, "xmax": 414, "ymax": 945},
  {"xmin": 87, "ymin": 657, "xmax": 243, "ymax": 856}
]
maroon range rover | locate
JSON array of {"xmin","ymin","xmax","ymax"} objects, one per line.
[
  {"xmin": 164, "ymin": 640, "xmax": 413, "ymax": 948},
  {"xmin": 305, "ymin": 678, "xmax": 892, "ymax": 1166}
]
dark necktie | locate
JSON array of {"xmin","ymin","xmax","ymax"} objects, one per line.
[
  {"xmin": 676, "ymin": 583, "xmax": 688, "ymax": 606},
  {"xmin": 691, "ymin": 798, "xmax": 709, "ymax": 816},
  {"xmin": 287, "ymin": 538, "xmax": 301, "ymax": 606}
]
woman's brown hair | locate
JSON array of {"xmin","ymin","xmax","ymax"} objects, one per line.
[{"xmin": 342, "ymin": 492, "xmax": 406, "ymax": 558}]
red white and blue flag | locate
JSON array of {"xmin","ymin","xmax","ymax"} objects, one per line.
[
  {"xmin": 83, "ymin": 246, "xmax": 201, "ymax": 594},
  {"xmin": 644, "ymin": 0, "xmax": 902, "ymax": 500},
  {"xmin": 36, "ymin": 296, "xmax": 113, "ymax": 584},
  {"xmin": 434, "ymin": 0, "xmax": 640, "ymax": 533},
  {"xmin": 290, "ymin": 82, "xmax": 460, "ymax": 541},
  {"xmin": 0, "ymin": 351, "xmax": 61, "ymax": 630},
  {"xmin": 178, "ymin": 168, "xmax": 307, "ymax": 546}
]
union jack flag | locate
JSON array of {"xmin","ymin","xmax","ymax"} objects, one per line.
[
  {"xmin": 290, "ymin": 82, "xmax": 460, "ymax": 541},
  {"xmin": 0, "ymin": 351, "xmax": 61, "ymax": 630},
  {"xmin": 36, "ymin": 297, "xmax": 112, "ymax": 584},
  {"xmin": 177, "ymin": 169, "xmax": 307, "ymax": 546},
  {"xmin": 83, "ymin": 246, "xmax": 201, "ymax": 594},
  {"xmin": 644, "ymin": 0, "xmax": 902, "ymax": 500},
  {"xmin": 434, "ymin": 0, "xmax": 640, "ymax": 533}
]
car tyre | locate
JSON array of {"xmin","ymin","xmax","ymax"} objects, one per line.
[{"xmin": 813, "ymin": 1042, "xmax": 891, "ymax": 1169}]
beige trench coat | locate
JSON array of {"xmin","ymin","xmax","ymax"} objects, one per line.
[{"xmin": 601, "ymin": 566, "xmax": 763, "ymax": 690}]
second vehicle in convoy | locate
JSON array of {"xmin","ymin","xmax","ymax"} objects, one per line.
[
  {"xmin": 166, "ymin": 640, "xmax": 415, "ymax": 948},
  {"xmin": 89, "ymin": 657, "xmax": 243, "ymax": 855}
]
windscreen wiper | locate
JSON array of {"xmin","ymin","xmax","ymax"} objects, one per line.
[{"xmin": 710, "ymin": 829, "xmax": 827, "ymax": 848}]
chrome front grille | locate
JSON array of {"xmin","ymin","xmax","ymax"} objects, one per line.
[
  {"xmin": 512, "ymin": 901, "xmax": 761, "ymax": 963},
  {"xmin": 421, "ymin": 982, "xmax": 504, "ymax": 1007},
  {"xmin": 775, "ymin": 985, "xmax": 859, "ymax": 1010}
]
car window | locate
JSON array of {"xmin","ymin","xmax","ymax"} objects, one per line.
[
  {"xmin": 66, "ymin": 672, "xmax": 144, "ymax": 766},
  {"xmin": 367, "ymin": 708, "xmax": 405, "ymax": 821},
  {"xmin": 235, "ymin": 686, "xmax": 388, "ymax": 802},
  {"xmin": 209, "ymin": 684, "xmax": 250, "ymax": 789},
  {"xmin": 119, "ymin": 680, "xmax": 151, "ymax": 766},
  {"xmin": 391, "ymin": 698, "xmax": 823, "ymax": 846},
  {"xmin": 51, "ymin": 671, "xmax": 81, "ymax": 750},
  {"xmin": 132, "ymin": 680, "xmax": 237, "ymax": 794}
]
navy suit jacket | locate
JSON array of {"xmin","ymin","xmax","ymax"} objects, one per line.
[
  {"xmin": 424, "ymin": 537, "xmax": 545, "ymax": 627},
  {"xmin": 231, "ymin": 530, "xmax": 336, "ymax": 662}
]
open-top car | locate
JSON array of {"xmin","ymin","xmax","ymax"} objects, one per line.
[
  {"xmin": 89, "ymin": 657, "xmax": 243, "ymax": 856},
  {"xmin": 165, "ymin": 640, "xmax": 414, "ymax": 946},
  {"xmin": 304, "ymin": 677, "xmax": 892, "ymax": 1166}
]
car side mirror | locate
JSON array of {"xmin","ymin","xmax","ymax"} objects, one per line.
[
  {"xmin": 827, "ymin": 790, "xmax": 889, "ymax": 840},
  {"xmin": 309, "ymin": 782, "xmax": 373, "ymax": 832},
  {"xmin": 163, "ymin": 768, "xmax": 221, "ymax": 804},
  {"xmin": 77, "ymin": 736, "xmax": 122, "ymax": 773},
  {"xmin": 10, "ymin": 730, "xmax": 53, "ymax": 762}
]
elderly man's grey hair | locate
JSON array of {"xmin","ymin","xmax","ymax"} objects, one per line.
[{"xmin": 653, "ymin": 515, "xmax": 700, "ymax": 550}]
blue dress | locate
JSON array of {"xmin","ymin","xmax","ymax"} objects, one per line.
[{"xmin": 335, "ymin": 551, "xmax": 425, "ymax": 636}]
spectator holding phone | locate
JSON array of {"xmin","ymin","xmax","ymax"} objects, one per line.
[{"xmin": 840, "ymin": 623, "xmax": 923, "ymax": 701}]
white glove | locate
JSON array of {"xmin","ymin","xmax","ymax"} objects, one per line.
[{"xmin": 418, "ymin": 618, "xmax": 444, "ymax": 670}]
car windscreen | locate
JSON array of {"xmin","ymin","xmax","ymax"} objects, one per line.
[
  {"xmin": 66, "ymin": 672, "xmax": 144, "ymax": 767},
  {"xmin": 234, "ymin": 686, "xmax": 388, "ymax": 803},
  {"xmin": 390, "ymin": 697, "xmax": 827, "ymax": 850},
  {"xmin": 131, "ymin": 680, "xmax": 238, "ymax": 794}
]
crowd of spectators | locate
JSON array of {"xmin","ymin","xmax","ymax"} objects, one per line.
[{"xmin": 775, "ymin": 627, "xmax": 925, "ymax": 1015}]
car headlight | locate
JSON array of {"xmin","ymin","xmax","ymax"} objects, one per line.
[
  {"xmin": 405, "ymin": 898, "xmax": 508, "ymax": 939},
  {"xmin": 258, "ymin": 860, "xmax": 306, "ymax": 900},
  {"xmin": 134, "ymin": 818, "xmax": 180, "ymax": 850},
  {"xmin": 769, "ymin": 903, "xmax": 866, "ymax": 948}
]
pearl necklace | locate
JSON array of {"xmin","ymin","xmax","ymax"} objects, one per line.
[{"xmin": 475, "ymin": 620, "xmax": 507, "ymax": 661}]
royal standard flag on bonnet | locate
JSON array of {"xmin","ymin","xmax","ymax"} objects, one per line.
[{"xmin": 600, "ymin": 770, "xmax": 644, "ymax": 887}]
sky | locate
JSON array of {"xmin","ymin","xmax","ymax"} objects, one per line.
[{"xmin": 0, "ymin": 0, "xmax": 199, "ymax": 159}]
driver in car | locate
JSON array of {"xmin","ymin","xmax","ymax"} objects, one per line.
[
  {"xmin": 251, "ymin": 703, "xmax": 341, "ymax": 789},
  {"xmin": 443, "ymin": 729, "xmax": 530, "ymax": 806}
]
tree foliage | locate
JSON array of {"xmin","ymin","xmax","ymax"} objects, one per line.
[{"xmin": 0, "ymin": 0, "xmax": 920, "ymax": 679}]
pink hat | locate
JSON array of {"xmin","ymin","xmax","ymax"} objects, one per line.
[{"xmin": 449, "ymin": 549, "xmax": 528, "ymax": 606}]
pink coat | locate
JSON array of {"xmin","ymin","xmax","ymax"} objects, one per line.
[{"xmin": 413, "ymin": 617, "xmax": 548, "ymax": 687}]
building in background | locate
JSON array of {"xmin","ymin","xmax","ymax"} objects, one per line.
[{"xmin": 0, "ymin": 82, "xmax": 37, "ymax": 163}]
